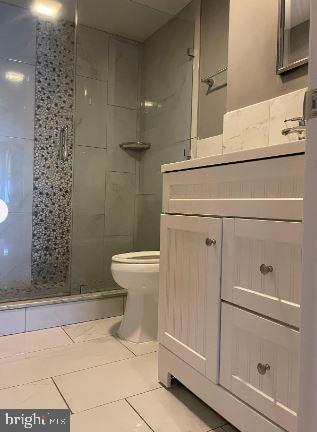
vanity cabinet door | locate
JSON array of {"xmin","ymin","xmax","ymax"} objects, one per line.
[
  {"xmin": 159, "ymin": 214, "xmax": 222, "ymax": 383},
  {"xmin": 220, "ymin": 303, "xmax": 299, "ymax": 432},
  {"xmin": 222, "ymin": 218, "xmax": 302, "ymax": 328}
]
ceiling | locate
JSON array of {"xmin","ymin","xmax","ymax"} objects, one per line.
[
  {"xmin": 77, "ymin": 0, "xmax": 192, "ymax": 42},
  {"xmin": 2, "ymin": 0, "xmax": 192, "ymax": 42},
  {"xmin": 2, "ymin": 0, "xmax": 76, "ymax": 21}
]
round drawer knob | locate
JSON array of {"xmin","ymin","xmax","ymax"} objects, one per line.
[
  {"xmin": 260, "ymin": 264, "xmax": 274, "ymax": 275},
  {"xmin": 257, "ymin": 363, "xmax": 271, "ymax": 375},
  {"xmin": 206, "ymin": 238, "xmax": 216, "ymax": 246}
]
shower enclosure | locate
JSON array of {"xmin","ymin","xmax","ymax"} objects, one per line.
[{"xmin": 0, "ymin": 0, "xmax": 195, "ymax": 303}]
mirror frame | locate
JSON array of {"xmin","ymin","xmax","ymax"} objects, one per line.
[{"xmin": 277, "ymin": 0, "xmax": 309, "ymax": 75}]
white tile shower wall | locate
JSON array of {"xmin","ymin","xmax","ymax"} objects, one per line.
[
  {"xmin": 0, "ymin": 59, "xmax": 35, "ymax": 140},
  {"xmin": 71, "ymin": 214, "xmax": 106, "ymax": 292},
  {"xmin": 0, "ymin": 137, "xmax": 34, "ymax": 213},
  {"xmin": 108, "ymin": 37, "xmax": 141, "ymax": 110},
  {"xmin": 222, "ymin": 88, "xmax": 307, "ymax": 154},
  {"xmin": 104, "ymin": 172, "xmax": 136, "ymax": 236},
  {"xmin": 75, "ymin": 76, "xmax": 108, "ymax": 149},
  {"xmin": 0, "ymin": 2, "xmax": 35, "ymax": 298},
  {"xmin": 76, "ymin": 25, "xmax": 109, "ymax": 82},
  {"xmin": 0, "ymin": 2, "xmax": 36, "ymax": 65},
  {"xmin": 0, "ymin": 213, "xmax": 32, "ymax": 297},
  {"xmin": 72, "ymin": 26, "xmax": 141, "ymax": 292},
  {"xmin": 136, "ymin": 5, "xmax": 195, "ymax": 250}
]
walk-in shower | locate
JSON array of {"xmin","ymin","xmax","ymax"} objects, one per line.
[{"xmin": 0, "ymin": 0, "xmax": 194, "ymax": 304}]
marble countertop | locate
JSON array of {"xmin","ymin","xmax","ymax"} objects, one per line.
[{"xmin": 161, "ymin": 141, "xmax": 305, "ymax": 173}]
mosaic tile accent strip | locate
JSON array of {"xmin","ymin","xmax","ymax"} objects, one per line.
[{"xmin": 31, "ymin": 20, "xmax": 75, "ymax": 293}]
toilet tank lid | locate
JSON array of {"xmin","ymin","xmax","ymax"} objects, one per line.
[{"xmin": 112, "ymin": 251, "xmax": 160, "ymax": 264}]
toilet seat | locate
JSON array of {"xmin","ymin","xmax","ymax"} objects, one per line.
[{"xmin": 112, "ymin": 251, "xmax": 160, "ymax": 264}]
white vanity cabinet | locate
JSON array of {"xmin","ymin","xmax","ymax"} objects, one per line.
[
  {"xmin": 159, "ymin": 143, "xmax": 305, "ymax": 432},
  {"xmin": 159, "ymin": 214, "xmax": 222, "ymax": 383},
  {"xmin": 220, "ymin": 303, "xmax": 299, "ymax": 432},
  {"xmin": 222, "ymin": 218, "xmax": 302, "ymax": 328}
]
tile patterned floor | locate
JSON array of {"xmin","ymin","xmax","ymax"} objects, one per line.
[{"xmin": 0, "ymin": 317, "xmax": 240, "ymax": 432}]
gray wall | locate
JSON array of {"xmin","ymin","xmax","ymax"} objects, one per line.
[
  {"xmin": 198, "ymin": 0, "xmax": 230, "ymax": 139},
  {"xmin": 226, "ymin": 0, "xmax": 308, "ymax": 112}
]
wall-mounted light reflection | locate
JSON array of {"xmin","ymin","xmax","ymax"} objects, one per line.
[
  {"xmin": 144, "ymin": 100, "xmax": 155, "ymax": 108},
  {"xmin": 0, "ymin": 200, "xmax": 8, "ymax": 224},
  {"xmin": 5, "ymin": 71, "xmax": 25, "ymax": 83},
  {"xmin": 31, "ymin": 0, "xmax": 62, "ymax": 19}
]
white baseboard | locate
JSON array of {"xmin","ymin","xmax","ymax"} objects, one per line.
[{"xmin": 0, "ymin": 295, "xmax": 124, "ymax": 336}]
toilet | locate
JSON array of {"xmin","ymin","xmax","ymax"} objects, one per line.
[{"xmin": 111, "ymin": 251, "xmax": 160, "ymax": 343}]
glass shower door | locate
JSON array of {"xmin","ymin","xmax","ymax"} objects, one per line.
[{"xmin": 0, "ymin": 0, "xmax": 76, "ymax": 302}]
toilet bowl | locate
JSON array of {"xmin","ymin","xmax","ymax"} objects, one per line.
[{"xmin": 111, "ymin": 251, "xmax": 160, "ymax": 343}]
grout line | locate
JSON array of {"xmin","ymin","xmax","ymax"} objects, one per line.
[
  {"xmin": 114, "ymin": 337, "xmax": 136, "ymax": 357},
  {"xmin": 0, "ymin": 343, "xmax": 132, "ymax": 391},
  {"xmin": 69, "ymin": 385, "xmax": 162, "ymax": 416},
  {"xmin": 0, "ymin": 344, "xmax": 155, "ymax": 392},
  {"xmin": 51, "ymin": 349, "xmax": 155, "ymax": 380},
  {"xmin": 51, "ymin": 377, "xmax": 73, "ymax": 414},
  {"xmin": 60, "ymin": 326, "xmax": 76, "ymax": 344},
  {"xmin": 125, "ymin": 398, "xmax": 155, "ymax": 432}
]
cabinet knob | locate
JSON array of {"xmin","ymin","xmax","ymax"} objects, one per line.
[
  {"xmin": 260, "ymin": 264, "xmax": 274, "ymax": 275},
  {"xmin": 206, "ymin": 238, "xmax": 216, "ymax": 246},
  {"xmin": 257, "ymin": 363, "xmax": 271, "ymax": 375}
]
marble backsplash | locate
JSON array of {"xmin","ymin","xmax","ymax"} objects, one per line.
[
  {"xmin": 223, "ymin": 88, "xmax": 307, "ymax": 154},
  {"xmin": 196, "ymin": 88, "xmax": 307, "ymax": 158}
]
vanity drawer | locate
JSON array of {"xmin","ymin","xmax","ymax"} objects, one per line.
[
  {"xmin": 222, "ymin": 218, "xmax": 302, "ymax": 327},
  {"xmin": 162, "ymin": 154, "xmax": 304, "ymax": 220},
  {"xmin": 220, "ymin": 303, "xmax": 299, "ymax": 432}
]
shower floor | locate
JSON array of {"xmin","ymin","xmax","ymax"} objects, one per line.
[
  {"xmin": 0, "ymin": 317, "xmax": 238, "ymax": 432},
  {"xmin": 0, "ymin": 281, "xmax": 69, "ymax": 304}
]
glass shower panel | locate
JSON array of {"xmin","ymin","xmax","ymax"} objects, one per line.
[
  {"xmin": 71, "ymin": 2, "xmax": 142, "ymax": 294},
  {"xmin": 71, "ymin": 1, "xmax": 195, "ymax": 294},
  {"xmin": 0, "ymin": 0, "xmax": 76, "ymax": 302},
  {"xmin": 135, "ymin": 5, "xmax": 195, "ymax": 251}
]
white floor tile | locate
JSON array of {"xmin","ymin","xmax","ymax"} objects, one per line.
[
  {"xmin": 63, "ymin": 317, "xmax": 122, "ymax": 342},
  {"xmin": 70, "ymin": 400, "xmax": 151, "ymax": 432},
  {"xmin": 0, "ymin": 379, "xmax": 67, "ymax": 409},
  {"xmin": 0, "ymin": 337, "xmax": 133, "ymax": 390},
  {"xmin": 0, "ymin": 327, "xmax": 73, "ymax": 359},
  {"xmin": 54, "ymin": 352, "xmax": 160, "ymax": 413},
  {"xmin": 118, "ymin": 338, "xmax": 158, "ymax": 356},
  {"xmin": 128, "ymin": 386, "xmax": 226, "ymax": 432}
]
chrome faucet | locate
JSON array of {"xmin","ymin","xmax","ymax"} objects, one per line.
[{"xmin": 281, "ymin": 117, "xmax": 307, "ymax": 140}]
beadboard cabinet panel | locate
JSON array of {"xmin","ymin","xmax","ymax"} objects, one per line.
[
  {"xmin": 222, "ymin": 218, "xmax": 302, "ymax": 327},
  {"xmin": 162, "ymin": 154, "xmax": 304, "ymax": 220},
  {"xmin": 159, "ymin": 214, "xmax": 222, "ymax": 383},
  {"xmin": 220, "ymin": 303, "xmax": 299, "ymax": 432}
]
